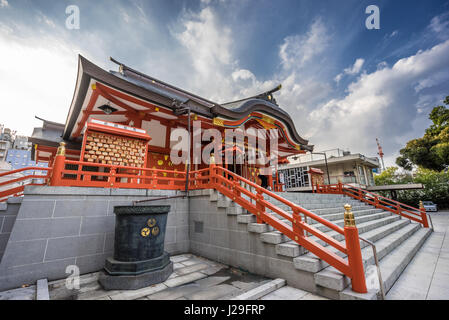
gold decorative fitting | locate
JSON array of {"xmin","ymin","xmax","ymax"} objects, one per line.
[
  {"xmin": 210, "ymin": 153, "xmax": 215, "ymax": 164},
  {"xmin": 151, "ymin": 226, "xmax": 160, "ymax": 236},
  {"xmin": 344, "ymin": 204, "xmax": 356, "ymax": 227},
  {"xmin": 261, "ymin": 115, "xmax": 274, "ymax": 124},
  {"xmin": 56, "ymin": 142, "xmax": 66, "ymax": 156},
  {"xmin": 295, "ymin": 236, "xmax": 298, "ymax": 241},
  {"xmin": 91, "ymin": 83, "xmax": 97, "ymax": 90},
  {"xmin": 419, "ymin": 200, "xmax": 424, "ymax": 210},
  {"xmin": 141, "ymin": 227, "xmax": 150, "ymax": 237},
  {"xmin": 213, "ymin": 118, "xmax": 224, "ymax": 127},
  {"xmin": 147, "ymin": 218, "xmax": 156, "ymax": 227}
]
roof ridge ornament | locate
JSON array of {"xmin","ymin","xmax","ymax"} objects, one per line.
[{"xmin": 254, "ymin": 84, "xmax": 282, "ymax": 106}]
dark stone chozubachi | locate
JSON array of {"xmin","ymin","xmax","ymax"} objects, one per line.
[{"xmin": 99, "ymin": 205, "xmax": 174, "ymax": 290}]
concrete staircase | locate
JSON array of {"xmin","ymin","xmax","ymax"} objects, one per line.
[
  {"xmin": 0, "ymin": 197, "xmax": 22, "ymax": 263},
  {"xmin": 208, "ymin": 190, "xmax": 432, "ymax": 300}
]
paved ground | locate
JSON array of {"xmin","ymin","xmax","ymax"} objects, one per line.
[
  {"xmin": 0, "ymin": 253, "xmax": 326, "ymax": 300},
  {"xmin": 46, "ymin": 254, "xmax": 326, "ymax": 300},
  {"xmin": 387, "ymin": 210, "xmax": 449, "ymax": 300},
  {"xmin": 7, "ymin": 210, "xmax": 447, "ymax": 301}
]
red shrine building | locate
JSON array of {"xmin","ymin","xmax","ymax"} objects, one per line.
[
  {"xmin": 28, "ymin": 55, "xmax": 313, "ymax": 191},
  {"xmin": 0, "ymin": 56, "xmax": 432, "ymax": 298}
]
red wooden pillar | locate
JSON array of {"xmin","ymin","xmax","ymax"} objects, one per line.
[
  {"xmin": 292, "ymin": 207, "xmax": 304, "ymax": 241},
  {"xmin": 49, "ymin": 142, "xmax": 66, "ymax": 186},
  {"xmin": 256, "ymin": 188, "xmax": 265, "ymax": 224},
  {"xmin": 343, "ymin": 204, "xmax": 367, "ymax": 293},
  {"xmin": 419, "ymin": 201, "xmax": 430, "ymax": 228}
]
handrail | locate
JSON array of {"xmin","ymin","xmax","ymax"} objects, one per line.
[
  {"xmin": 0, "ymin": 166, "xmax": 52, "ymax": 202},
  {"xmin": 359, "ymin": 236, "xmax": 385, "ymax": 300},
  {"xmin": 317, "ymin": 183, "xmax": 429, "ymax": 227},
  {"xmin": 0, "ymin": 166, "xmax": 51, "ymax": 178},
  {"xmin": 57, "ymin": 160, "xmax": 187, "ymax": 190},
  {"xmin": 191, "ymin": 164, "xmax": 368, "ymax": 293}
]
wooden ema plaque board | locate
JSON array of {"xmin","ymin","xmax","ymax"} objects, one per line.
[{"xmin": 83, "ymin": 131, "xmax": 147, "ymax": 168}]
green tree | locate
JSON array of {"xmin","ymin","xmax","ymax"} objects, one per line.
[
  {"xmin": 374, "ymin": 167, "xmax": 449, "ymax": 208},
  {"xmin": 396, "ymin": 96, "xmax": 449, "ymax": 171}
]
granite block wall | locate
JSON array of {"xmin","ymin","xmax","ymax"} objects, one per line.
[{"xmin": 0, "ymin": 186, "xmax": 189, "ymax": 291}]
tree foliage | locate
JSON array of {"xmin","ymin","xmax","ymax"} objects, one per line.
[
  {"xmin": 374, "ymin": 166, "xmax": 449, "ymax": 208},
  {"xmin": 396, "ymin": 96, "xmax": 449, "ymax": 171}
]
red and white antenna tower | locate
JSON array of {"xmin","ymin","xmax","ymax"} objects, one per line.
[{"xmin": 376, "ymin": 138, "xmax": 386, "ymax": 171}]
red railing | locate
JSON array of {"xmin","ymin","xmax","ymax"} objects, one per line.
[
  {"xmin": 190, "ymin": 164, "xmax": 367, "ymax": 293},
  {"xmin": 316, "ymin": 183, "xmax": 429, "ymax": 228},
  {"xmin": 0, "ymin": 155, "xmax": 369, "ymax": 293},
  {"xmin": 55, "ymin": 160, "xmax": 188, "ymax": 190},
  {"xmin": 0, "ymin": 167, "xmax": 52, "ymax": 202}
]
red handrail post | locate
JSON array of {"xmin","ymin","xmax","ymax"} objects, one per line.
[
  {"xmin": 209, "ymin": 154, "xmax": 216, "ymax": 188},
  {"xmin": 419, "ymin": 201, "xmax": 429, "ymax": 228},
  {"xmin": 108, "ymin": 167, "xmax": 116, "ymax": 188},
  {"xmin": 396, "ymin": 203, "xmax": 401, "ymax": 217},
  {"xmin": 343, "ymin": 204, "xmax": 367, "ymax": 293},
  {"xmin": 292, "ymin": 207, "xmax": 305, "ymax": 239},
  {"xmin": 233, "ymin": 179, "xmax": 240, "ymax": 201},
  {"xmin": 338, "ymin": 182, "xmax": 343, "ymax": 194},
  {"xmin": 49, "ymin": 142, "xmax": 66, "ymax": 186},
  {"xmin": 256, "ymin": 188, "xmax": 265, "ymax": 224}
]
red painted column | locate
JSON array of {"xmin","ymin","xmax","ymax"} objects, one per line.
[
  {"xmin": 49, "ymin": 142, "xmax": 67, "ymax": 186},
  {"xmin": 343, "ymin": 204, "xmax": 368, "ymax": 294},
  {"xmin": 419, "ymin": 201, "xmax": 430, "ymax": 228}
]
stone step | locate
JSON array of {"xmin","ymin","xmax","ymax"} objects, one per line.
[
  {"xmin": 314, "ymin": 222, "xmax": 422, "ymax": 291},
  {"xmin": 313, "ymin": 212, "xmax": 393, "ymax": 233},
  {"xmin": 274, "ymin": 212, "xmax": 406, "ymax": 260},
  {"xmin": 267, "ymin": 205, "xmax": 371, "ymax": 218},
  {"xmin": 275, "ymin": 241, "xmax": 307, "ymax": 257},
  {"xmin": 237, "ymin": 214, "xmax": 256, "ymax": 224},
  {"xmin": 293, "ymin": 216, "xmax": 406, "ymax": 272},
  {"xmin": 340, "ymin": 227, "xmax": 433, "ymax": 300},
  {"xmin": 309, "ymin": 205, "xmax": 370, "ymax": 215},
  {"xmin": 316, "ymin": 208, "xmax": 384, "ymax": 222},
  {"xmin": 272, "ymin": 209, "xmax": 386, "ymax": 229},
  {"xmin": 269, "ymin": 193, "xmax": 347, "ymax": 200},
  {"xmin": 0, "ymin": 203, "xmax": 7, "ymax": 211},
  {"xmin": 268, "ymin": 210, "xmax": 400, "ymax": 250},
  {"xmin": 377, "ymin": 227, "xmax": 432, "ymax": 294},
  {"xmin": 248, "ymin": 223, "xmax": 274, "ymax": 233},
  {"xmin": 260, "ymin": 231, "xmax": 289, "ymax": 244},
  {"xmin": 231, "ymin": 278, "xmax": 286, "ymax": 300},
  {"xmin": 270, "ymin": 201, "xmax": 364, "ymax": 208},
  {"xmin": 226, "ymin": 205, "xmax": 246, "ymax": 216}
]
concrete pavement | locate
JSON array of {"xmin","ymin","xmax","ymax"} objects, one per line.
[{"xmin": 386, "ymin": 210, "xmax": 449, "ymax": 300}]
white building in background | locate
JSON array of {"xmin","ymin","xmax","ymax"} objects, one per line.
[{"xmin": 279, "ymin": 148, "xmax": 380, "ymax": 191}]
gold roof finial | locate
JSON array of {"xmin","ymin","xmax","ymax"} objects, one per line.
[
  {"xmin": 210, "ymin": 153, "xmax": 215, "ymax": 165},
  {"xmin": 344, "ymin": 204, "xmax": 356, "ymax": 227},
  {"xmin": 56, "ymin": 141, "xmax": 66, "ymax": 156}
]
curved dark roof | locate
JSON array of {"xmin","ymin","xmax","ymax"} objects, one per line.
[
  {"xmin": 63, "ymin": 55, "xmax": 312, "ymax": 151},
  {"xmin": 214, "ymin": 98, "xmax": 311, "ymax": 150}
]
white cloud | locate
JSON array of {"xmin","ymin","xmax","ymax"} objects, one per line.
[
  {"xmin": 0, "ymin": 0, "xmax": 8, "ymax": 8},
  {"xmin": 429, "ymin": 12, "xmax": 449, "ymax": 36},
  {"xmin": 309, "ymin": 40, "xmax": 449, "ymax": 161},
  {"xmin": 335, "ymin": 58, "xmax": 365, "ymax": 83},
  {"xmin": 0, "ymin": 30, "xmax": 86, "ymax": 135},
  {"xmin": 279, "ymin": 18, "xmax": 329, "ymax": 70},
  {"xmin": 172, "ymin": 7, "xmax": 237, "ymax": 101}
]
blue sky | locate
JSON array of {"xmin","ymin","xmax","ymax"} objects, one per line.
[{"xmin": 1, "ymin": 0, "xmax": 449, "ymax": 166}]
